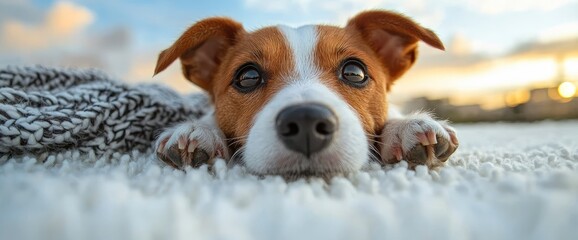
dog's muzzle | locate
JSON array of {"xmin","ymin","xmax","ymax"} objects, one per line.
[{"xmin": 275, "ymin": 103, "xmax": 338, "ymax": 158}]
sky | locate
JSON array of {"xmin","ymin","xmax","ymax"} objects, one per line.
[{"xmin": 1, "ymin": 0, "xmax": 578, "ymax": 107}]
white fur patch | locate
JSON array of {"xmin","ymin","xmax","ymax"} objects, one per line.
[{"xmin": 277, "ymin": 25, "xmax": 319, "ymax": 81}]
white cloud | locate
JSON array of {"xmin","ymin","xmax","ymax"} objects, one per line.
[
  {"xmin": 447, "ymin": 0, "xmax": 576, "ymax": 14},
  {"xmin": 242, "ymin": 0, "xmax": 445, "ymax": 27},
  {"xmin": 244, "ymin": 0, "xmax": 314, "ymax": 12},
  {"xmin": 1, "ymin": 1, "xmax": 94, "ymax": 51},
  {"xmin": 538, "ymin": 21, "xmax": 578, "ymax": 43},
  {"xmin": 244, "ymin": 0, "xmax": 396, "ymax": 13},
  {"xmin": 127, "ymin": 53, "xmax": 200, "ymax": 93},
  {"xmin": 448, "ymin": 33, "xmax": 473, "ymax": 56},
  {"xmin": 247, "ymin": 0, "xmax": 577, "ymax": 15}
]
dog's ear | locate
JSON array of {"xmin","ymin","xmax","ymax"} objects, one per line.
[
  {"xmin": 346, "ymin": 10, "xmax": 444, "ymax": 84},
  {"xmin": 154, "ymin": 17, "xmax": 245, "ymax": 92}
]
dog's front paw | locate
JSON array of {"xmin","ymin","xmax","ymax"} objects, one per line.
[
  {"xmin": 380, "ymin": 113, "xmax": 459, "ymax": 169},
  {"xmin": 155, "ymin": 122, "xmax": 228, "ymax": 169}
]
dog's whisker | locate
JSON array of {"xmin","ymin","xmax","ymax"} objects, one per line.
[
  {"xmin": 226, "ymin": 135, "xmax": 248, "ymax": 141},
  {"xmin": 227, "ymin": 139, "xmax": 246, "ymax": 148},
  {"xmin": 367, "ymin": 138, "xmax": 386, "ymax": 146},
  {"xmin": 365, "ymin": 133, "xmax": 385, "ymax": 162},
  {"xmin": 364, "ymin": 131, "xmax": 382, "ymax": 137},
  {"xmin": 231, "ymin": 147, "xmax": 245, "ymax": 161},
  {"xmin": 365, "ymin": 132, "xmax": 386, "ymax": 146},
  {"xmin": 368, "ymin": 142, "xmax": 379, "ymax": 152},
  {"xmin": 227, "ymin": 136, "xmax": 248, "ymax": 148},
  {"xmin": 228, "ymin": 146, "xmax": 247, "ymax": 168},
  {"xmin": 367, "ymin": 144, "xmax": 382, "ymax": 164}
]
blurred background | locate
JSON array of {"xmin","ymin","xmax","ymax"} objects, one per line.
[{"xmin": 1, "ymin": 0, "xmax": 577, "ymax": 122}]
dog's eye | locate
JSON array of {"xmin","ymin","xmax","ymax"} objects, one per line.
[
  {"xmin": 238, "ymin": 68, "xmax": 260, "ymax": 87},
  {"xmin": 233, "ymin": 64, "xmax": 263, "ymax": 92},
  {"xmin": 340, "ymin": 59, "xmax": 369, "ymax": 87}
]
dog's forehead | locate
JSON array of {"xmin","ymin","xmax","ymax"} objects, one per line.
[
  {"xmin": 276, "ymin": 25, "xmax": 319, "ymax": 80},
  {"xmin": 276, "ymin": 24, "xmax": 318, "ymax": 49}
]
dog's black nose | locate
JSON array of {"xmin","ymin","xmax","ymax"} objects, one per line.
[{"xmin": 276, "ymin": 103, "xmax": 337, "ymax": 158}]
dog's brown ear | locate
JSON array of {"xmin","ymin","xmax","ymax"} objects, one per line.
[
  {"xmin": 154, "ymin": 17, "xmax": 245, "ymax": 92},
  {"xmin": 346, "ymin": 10, "xmax": 444, "ymax": 85}
]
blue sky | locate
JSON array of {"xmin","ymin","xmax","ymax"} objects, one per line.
[{"xmin": 1, "ymin": 0, "xmax": 578, "ymax": 105}]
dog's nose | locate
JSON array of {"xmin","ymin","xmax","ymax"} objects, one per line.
[{"xmin": 276, "ymin": 103, "xmax": 338, "ymax": 158}]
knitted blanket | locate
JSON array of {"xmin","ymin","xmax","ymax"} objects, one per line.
[{"xmin": 0, "ymin": 66, "xmax": 210, "ymax": 162}]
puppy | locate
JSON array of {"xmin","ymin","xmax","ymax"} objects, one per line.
[{"xmin": 153, "ymin": 10, "xmax": 459, "ymax": 178}]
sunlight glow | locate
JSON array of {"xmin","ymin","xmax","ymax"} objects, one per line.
[
  {"xmin": 452, "ymin": 59, "xmax": 551, "ymax": 92},
  {"xmin": 558, "ymin": 81, "xmax": 576, "ymax": 98},
  {"xmin": 564, "ymin": 58, "xmax": 578, "ymax": 79}
]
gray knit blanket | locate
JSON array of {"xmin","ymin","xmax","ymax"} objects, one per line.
[{"xmin": 0, "ymin": 66, "xmax": 210, "ymax": 162}]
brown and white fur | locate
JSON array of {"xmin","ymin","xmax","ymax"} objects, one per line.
[{"xmin": 153, "ymin": 10, "xmax": 459, "ymax": 178}]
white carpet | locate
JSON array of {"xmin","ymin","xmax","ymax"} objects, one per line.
[{"xmin": 1, "ymin": 121, "xmax": 578, "ymax": 240}]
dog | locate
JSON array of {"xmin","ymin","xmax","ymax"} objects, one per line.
[{"xmin": 153, "ymin": 10, "xmax": 459, "ymax": 178}]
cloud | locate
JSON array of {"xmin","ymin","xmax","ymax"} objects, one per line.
[
  {"xmin": 247, "ymin": 0, "xmax": 576, "ymax": 15},
  {"xmin": 509, "ymin": 37, "xmax": 578, "ymax": 56},
  {"xmin": 447, "ymin": 33, "xmax": 473, "ymax": 56},
  {"xmin": 0, "ymin": 0, "xmax": 182, "ymax": 94},
  {"xmin": 243, "ymin": 0, "xmax": 419, "ymax": 13},
  {"xmin": 0, "ymin": 0, "xmax": 136, "ymax": 85},
  {"xmin": 1, "ymin": 1, "xmax": 94, "ymax": 51},
  {"xmin": 89, "ymin": 27, "xmax": 131, "ymax": 51},
  {"xmin": 0, "ymin": 0, "xmax": 41, "ymax": 22},
  {"xmin": 126, "ymin": 53, "xmax": 200, "ymax": 93},
  {"xmin": 414, "ymin": 33, "xmax": 486, "ymax": 69},
  {"xmin": 538, "ymin": 21, "xmax": 578, "ymax": 43},
  {"xmin": 450, "ymin": 0, "xmax": 576, "ymax": 14},
  {"xmin": 242, "ymin": 0, "xmax": 445, "ymax": 27},
  {"xmin": 50, "ymin": 27, "xmax": 133, "ymax": 76},
  {"xmin": 416, "ymin": 34, "xmax": 578, "ymax": 71},
  {"xmin": 244, "ymin": 0, "xmax": 313, "ymax": 12}
]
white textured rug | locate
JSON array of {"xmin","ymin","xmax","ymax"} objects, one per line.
[{"xmin": 1, "ymin": 121, "xmax": 578, "ymax": 240}]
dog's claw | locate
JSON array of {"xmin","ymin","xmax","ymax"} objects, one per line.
[
  {"xmin": 177, "ymin": 136, "xmax": 187, "ymax": 150},
  {"xmin": 417, "ymin": 133, "xmax": 430, "ymax": 146},
  {"xmin": 157, "ymin": 139, "xmax": 167, "ymax": 153},
  {"xmin": 216, "ymin": 148, "xmax": 225, "ymax": 158},
  {"xmin": 448, "ymin": 129, "xmax": 459, "ymax": 146},
  {"xmin": 187, "ymin": 140, "xmax": 198, "ymax": 153},
  {"xmin": 394, "ymin": 146, "xmax": 403, "ymax": 161},
  {"xmin": 426, "ymin": 130, "xmax": 437, "ymax": 144}
]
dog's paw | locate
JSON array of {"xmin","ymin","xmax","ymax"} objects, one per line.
[
  {"xmin": 380, "ymin": 113, "xmax": 459, "ymax": 169},
  {"xmin": 155, "ymin": 122, "xmax": 229, "ymax": 169}
]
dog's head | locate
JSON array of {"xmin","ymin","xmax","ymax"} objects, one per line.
[{"xmin": 154, "ymin": 10, "xmax": 444, "ymax": 178}]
